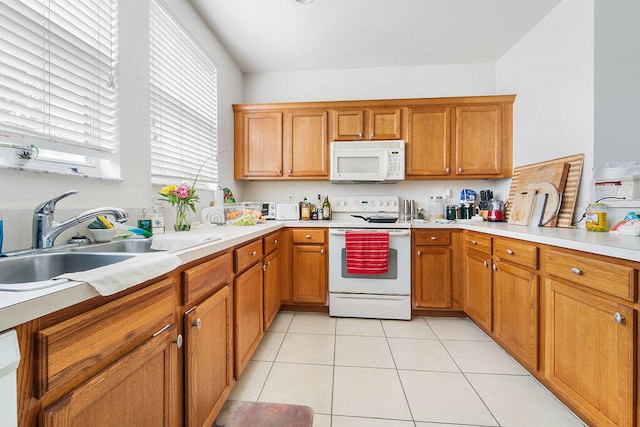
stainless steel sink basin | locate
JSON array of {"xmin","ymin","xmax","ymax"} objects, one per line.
[
  {"xmin": 70, "ymin": 239, "xmax": 160, "ymax": 253},
  {"xmin": 0, "ymin": 252, "xmax": 137, "ymax": 290}
]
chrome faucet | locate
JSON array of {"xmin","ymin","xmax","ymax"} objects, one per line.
[{"xmin": 32, "ymin": 190, "xmax": 129, "ymax": 249}]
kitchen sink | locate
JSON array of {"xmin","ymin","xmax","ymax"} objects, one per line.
[
  {"xmin": 70, "ymin": 239, "xmax": 160, "ymax": 253},
  {"xmin": 0, "ymin": 252, "xmax": 137, "ymax": 290}
]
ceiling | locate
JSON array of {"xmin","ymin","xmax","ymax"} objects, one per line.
[{"xmin": 188, "ymin": 0, "xmax": 563, "ymax": 74}]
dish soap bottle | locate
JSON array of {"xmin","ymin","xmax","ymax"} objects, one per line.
[{"xmin": 137, "ymin": 208, "xmax": 153, "ymax": 234}]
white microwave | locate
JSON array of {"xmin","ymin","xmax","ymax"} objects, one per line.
[{"xmin": 330, "ymin": 140, "xmax": 405, "ymax": 183}]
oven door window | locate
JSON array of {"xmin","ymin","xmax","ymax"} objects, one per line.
[{"xmin": 340, "ymin": 248, "xmax": 398, "ymax": 279}]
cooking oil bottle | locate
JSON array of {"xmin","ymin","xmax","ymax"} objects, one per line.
[{"xmin": 585, "ymin": 202, "xmax": 608, "ymax": 231}]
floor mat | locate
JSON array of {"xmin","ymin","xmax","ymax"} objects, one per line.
[{"xmin": 213, "ymin": 400, "xmax": 314, "ymax": 427}]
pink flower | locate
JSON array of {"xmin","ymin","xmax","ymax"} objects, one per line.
[{"xmin": 174, "ymin": 184, "xmax": 191, "ymax": 199}]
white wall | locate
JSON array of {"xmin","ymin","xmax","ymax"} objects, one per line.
[
  {"xmin": 243, "ymin": 63, "xmax": 497, "ymax": 103},
  {"xmin": 0, "ymin": 0, "xmax": 243, "ymax": 252}
]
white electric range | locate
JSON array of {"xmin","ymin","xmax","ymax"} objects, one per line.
[{"xmin": 327, "ymin": 195, "xmax": 411, "ymax": 320}]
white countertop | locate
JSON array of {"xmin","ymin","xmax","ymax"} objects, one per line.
[{"xmin": 1, "ymin": 219, "xmax": 638, "ymax": 332}]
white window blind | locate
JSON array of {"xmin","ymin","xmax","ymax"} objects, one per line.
[
  {"xmin": 0, "ymin": 0, "xmax": 119, "ymax": 172},
  {"xmin": 149, "ymin": 0, "xmax": 218, "ymax": 188}
]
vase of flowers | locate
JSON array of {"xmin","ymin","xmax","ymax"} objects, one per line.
[{"xmin": 158, "ymin": 183, "xmax": 199, "ymax": 232}]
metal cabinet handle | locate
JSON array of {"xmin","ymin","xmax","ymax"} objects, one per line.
[
  {"xmin": 506, "ymin": 249, "xmax": 514, "ymax": 255},
  {"xmin": 277, "ymin": 169, "xmax": 281, "ymax": 174},
  {"xmin": 492, "ymin": 264, "xmax": 497, "ymax": 271},
  {"xmin": 192, "ymin": 318, "xmax": 202, "ymax": 330},
  {"xmin": 458, "ymin": 167, "xmax": 463, "ymax": 173},
  {"xmin": 370, "ymin": 132, "xmax": 374, "ymax": 137},
  {"xmin": 273, "ymin": 239, "xmax": 278, "ymax": 244},
  {"xmin": 417, "ymin": 250, "xmax": 421, "ymax": 256},
  {"xmin": 320, "ymin": 248, "xmax": 325, "ymax": 255},
  {"xmin": 571, "ymin": 267, "xmax": 582, "ymax": 275},
  {"xmin": 471, "ymin": 240, "xmax": 477, "ymax": 245},
  {"xmin": 445, "ymin": 168, "xmax": 450, "ymax": 173},
  {"xmin": 613, "ymin": 312, "xmax": 624, "ymax": 324},
  {"xmin": 483, "ymin": 261, "xmax": 488, "ymax": 267},
  {"xmin": 430, "ymin": 236, "xmax": 437, "ymax": 241},
  {"xmin": 173, "ymin": 334, "xmax": 183, "ymax": 348},
  {"xmin": 358, "ymin": 133, "xmax": 363, "ymax": 138},
  {"xmin": 251, "ymin": 251, "xmax": 257, "ymax": 256},
  {"xmin": 266, "ymin": 261, "xmax": 270, "ymax": 267},
  {"xmin": 305, "ymin": 234, "xmax": 311, "ymax": 239},
  {"xmin": 288, "ymin": 169, "xmax": 292, "ymax": 174}
]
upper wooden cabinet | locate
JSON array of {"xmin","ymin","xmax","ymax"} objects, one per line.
[
  {"xmin": 234, "ymin": 95, "xmax": 514, "ymax": 180},
  {"xmin": 331, "ymin": 108, "xmax": 402, "ymax": 140},
  {"xmin": 405, "ymin": 97, "xmax": 514, "ymax": 179}
]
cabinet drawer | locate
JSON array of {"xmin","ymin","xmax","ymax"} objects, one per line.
[
  {"xmin": 546, "ymin": 249, "xmax": 635, "ymax": 301},
  {"xmin": 464, "ymin": 232, "xmax": 492, "ymax": 254},
  {"xmin": 263, "ymin": 231, "xmax": 281, "ymax": 254},
  {"xmin": 234, "ymin": 240, "xmax": 263, "ymax": 273},
  {"xmin": 36, "ymin": 278, "xmax": 174, "ymax": 397},
  {"xmin": 183, "ymin": 252, "xmax": 231, "ymax": 304},
  {"xmin": 292, "ymin": 228, "xmax": 326, "ymax": 244},
  {"xmin": 414, "ymin": 230, "xmax": 451, "ymax": 246},
  {"xmin": 494, "ymin": 238, "xmax": 538, "ymax": 269}
]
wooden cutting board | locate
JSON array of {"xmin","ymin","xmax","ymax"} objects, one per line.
[
  {"xmin": 508, "ymin": 189, "xmax": 537, "ymax": 225},
  {"xmin": 523, "ymin": 182, "xmax": 561, "ymax": 226},
  {"xmin": 507, "ymin": 154, "xmax": 584, "ymax": 228},
  {"xmin": 512, "ymin": 162, "xmax": 569, "ymax": 227}
]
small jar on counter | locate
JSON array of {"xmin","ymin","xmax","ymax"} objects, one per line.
[
  {"xmin": 428, "ymin": 196, "xmax": 445, "ymax": 221},
  {"xmin": 585, "ymin": 202, "xmax": 608, "ymax": 231}
]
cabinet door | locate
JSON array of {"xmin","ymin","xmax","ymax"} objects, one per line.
[
  {"xmin": 184, "ymin": 285, "xmax": 233, "ymax": 427},
  {"xmin": 454, "ymin": 105, "xmax": 502, "ymax": 176},
  {"xmin": 493, "ymin": 261, "xmax": 539, "ymax": 371},
  {"xmin": 284, "ymin": 110, "xmax": 328, "ymax": 177},
  {"xmin": 406, "ymin": 107, "xmax": 451, "ymax": 176},
  {"xmin": 368, "ymin": 108, "xmax": 401, "ymax": 140},
  {"xmin": 546, "ymin": 278, "xmax": 634, "ymax": 427},
  {"xmin": 243, "ymin": 112, "xmax": 283, "ymax": 177},
  {"xmin": 234, "ymin": 262, "xmax": 264, "ymax": 377},
  {"xmin": 40, "ymin": 326, "xmax": 179, "ymax": 427},
  {"xmin": 413, "ymin": 246, "xmax": 452, "ymax": 308},
  {"xmin": 263, "ymin": 249, "xmax": 281, "ymax": 330},
  {"xmin": 332, "ymin": 110, "xmax": 365, "ymax": 140},
  {"xmin": 292, "ymin": 244, "xmax": 327, "ymax": 304},
  {"xmin": 464, "ymin": 251, "xmax": 493, "ymax": 331}
]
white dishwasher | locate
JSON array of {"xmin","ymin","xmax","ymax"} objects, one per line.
[{"xmin": 0, "ymin": 329, "xmax": 20, "ymax": 427}]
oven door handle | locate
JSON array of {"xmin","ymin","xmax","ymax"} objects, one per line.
[{"xmin": 329, "ymin": 229, "xmax": 411, "ymax": 236}]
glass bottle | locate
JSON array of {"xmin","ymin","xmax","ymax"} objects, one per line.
[
  {"xmin": 301, "ymin": 197, "xmax": 311, "ymax": 220},
  {"xmin": 322, "ymin": 196, "xmax": 331, "ymax": 220}
]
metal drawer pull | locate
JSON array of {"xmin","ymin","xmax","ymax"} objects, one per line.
[
  {"xmin": 288, "ymin": 169, "xmax": 292, "ymax": 174},
  {"xmin": 417, "ymin": 250, "xmax": 421, "ymax": 256},
  {"xmin": 471, "ymin": 240, "xmax": 477, "ymax": 245},
  {"xmin": 458, "ymin": 167, "xmax": 463, "ymax": 173},
  {"xmin": 613, "ymin": 312, "xmax": 624, "ymax": 324},
  {"xmin": 445, "ymin": 168, "xmax": 450, "ymax": 173},
  {"xmin": 430, "ymin": 236, "xmax": 437, "ymax": 240},
  {"xmin": 571, "ymin": 267, "xmax": 582, "ymax": 275},
  {"xmin": 305, "ymin": 234, "xmax": 311, "ymax": 239},
  {"xmin": 262, "ymin": 264, "xmax": 267, "ymax": 271},
  {"xmin": 506, "ymin": 249, "xmax": 514, "ymax": 255},
  {"xmin": 193, "ymin": 318, "xmax": 202, "ymax": 330},
  {"xmin": 273, "ymin": 239, "xmax": 278, "ymax": 244},
  {"xmin": 251, "ymin": 251, "xmax": 257, "ymax": 256},
  {"xmin": 483, "ymin": 261, "xmax": 488, "ymax": 267},
  {"xmin": 320, "ymin": 248, "xmax": 325, "ymax": 255}
]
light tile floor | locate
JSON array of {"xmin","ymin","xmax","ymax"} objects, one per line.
[{"xmin": 228, "ymin": 312, "xmax": 586, "ymax": 427}]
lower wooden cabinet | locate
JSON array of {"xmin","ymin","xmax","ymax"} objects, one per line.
[
  {"xmin": 545, "ymin": 278, "xmax": 635, "ymax": 427},
  {"xmin": 464, "ymin": 249, "xmax": 493, "ymax": 331},
  {"xmin": 234, "ymin": 262, "xmax": 264, "ymax": 377},
  {"xmin": 492, "ymin": 261, "xmax": 539, "ymax": 371},
  {"xmin": 184, "ymin": 285, "xmax": 233, "ymax": 427},
  {"xmin": 412, "ymin": 230, "xmax": 453, "ymax": 309},
  {"xmin": 40, "ymin": 324, "xmax": 179, "ymax": 427},
  {"xmin": 263, "ymin": 249, "xmax": 281, "ymax": 330},
  {"xmin": 288, "ymin": 228, "xmax": 327, "ymax": 305}
]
